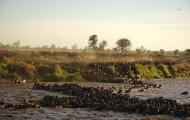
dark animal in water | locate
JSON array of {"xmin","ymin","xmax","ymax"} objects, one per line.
[{"xmin": 181, "ymin": 91, "xmax": 188, "ymax": 95}]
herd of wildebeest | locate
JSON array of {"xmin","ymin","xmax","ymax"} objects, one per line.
[
  {"xmin": 33, "ymin": 82, "xmax": 190, "ymax": 117},
  {"xmin": 0, "ymin": 80, "xmax": 189, "ymax": 118}
]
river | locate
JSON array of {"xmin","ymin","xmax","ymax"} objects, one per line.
[{"xmin": 0, "ymin": 79, "xmax": 190, "ymax": 120}]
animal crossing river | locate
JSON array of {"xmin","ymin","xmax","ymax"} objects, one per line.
[{"xmin": 0, "ymin": 79, "xmax": 190, "ymax": 120}]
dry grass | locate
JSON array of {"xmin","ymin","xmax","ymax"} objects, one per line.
[
  {"xmin": 0, "ymin": 50, "xmax": 181, "ymax": 64},
  {"xmin": 13, "ymin": 51, "xmax": 179, "ymax": 64}
]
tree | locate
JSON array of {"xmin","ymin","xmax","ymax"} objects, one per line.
[
  {"xmin": 136, "ymin": 46, "xmax": 146, "ymax": 54},
  {"xmin": 116, "ymin": 38, "xmax": 131, "ymax": 53},
  {"xmin": 173, "ymin": 49, "xmax": 179, "ymax": 56},
  {"xmin": 51, "ymin": 44, "xmax": 56, "ymax": 49},
  {"xmin": 51, "ymin": 44, "xmax": 56, "ymax": 51},
  {"xmin": 12, "ymin": 40, "xmax": 20, "ymax": 48},
  {"xmin": 72, "ymin": 43, "xmax": 78, "ymax": 50},
  {"xmin": 62, "ymin": 46, "xmax": 68, "ymax": 50},
  {"xmin": 88, "ymin": 34, "xmax": 98, "ymax": 50},
  {"xmin": 159, "ymin": 49, "xmax": 165, "ymax": 56},
  {"xmin": 98, "ymin": 40, "xmax": 107, "ymax": 51},
  {"xmin": 0, "ymin": 42, "xmax": 3, "ymax": 47},
  {"xmin": 185, "ymin": 49, "xmax": 190, "ymax": 55}
]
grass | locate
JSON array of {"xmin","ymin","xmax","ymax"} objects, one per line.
[
  {"xmin": 10, "ymin": 50, "xmax": 180, "ymax": 64},
  {"xmin": 158, "ymin": 64, "xmax": 172, "ymax": 78},
  {"xmin": 108, "ymin": 65, "xmax": 116, "ymax": 74},
  {"xmin": 0, "ymin": 50, "xmax": 189, "ymax": 82},
  {"xmin": 134, "ymin": 64, "xmax": 162, "ymax": 79},
  {"xmin": 37, "ymin": 64, "xmax": 85, "ymax": 82}
]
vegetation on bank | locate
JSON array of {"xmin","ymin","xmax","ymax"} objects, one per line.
[
  {"xmin": 0, "ymin": 56, "xmax": 84, "ymax": 82},
  {"xmin": 133, "ymin": 63, "xmax": 189, "ymax": 79},
  {"xmin": 0, "ymin": 35, "xmax": 190, "ymax": 57},
  {"xmin": 36, "ymin": 64, "xmax": 84, "ymax": 82},
  {"xmin": 0, "ymin": 34, "xmax": 189, "ymax": 82},
  {"xmin": 0, "ymin": 55, "xmax": 189, "ymax": 82}
]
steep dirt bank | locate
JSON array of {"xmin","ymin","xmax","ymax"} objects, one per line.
[
  {"xmin": 0, "ymin": 53, "xmax": 189, "ymax": 82},
  {"xmin": 60, "ymin": 61, "xmax": 190, "ymax": 82}
]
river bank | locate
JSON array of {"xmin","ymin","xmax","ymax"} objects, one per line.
[{"xmin": 1, "ymin": 51, "xmax": 190, "ymax": 83}]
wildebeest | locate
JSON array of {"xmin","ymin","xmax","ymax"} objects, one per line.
[
  {"xmin": 15, "ymin": 79, "xmax": 26, "ymax": 84},
  {"xmin": 181, "ymin": 91, "xmax": 188, "ymax": 95}
]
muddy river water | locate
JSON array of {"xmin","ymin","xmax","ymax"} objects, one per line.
[{"xmin": 0, "ymin": 79, "xmax": 190, "ymax": 120}]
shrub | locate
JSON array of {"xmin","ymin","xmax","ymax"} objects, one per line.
[
  {"xmin": 9, "ymin": 72, "xmax": 20, "ymax": 80},
  {"xmin": 134, "ymin": 64, "xmax": 150, "ymax": 79},
  {"xmin": 170, "ymin": 63, "xmax": 190, "ymax": 77},
  {"xmin": 158, "ymin": 64, "xmax": 172, "ymax": 78},
  {"xmin": 127, "ymin": 65, "xmax": 135, "ymax": 80},
  {"xmin": 37, "ymin": 64, "xmax": 65, "ymax": 81},
  {"xmin": 37, "ymin": 64, "xmax": 85, "ymax": 82},
  {"xmin": 7, "ymin": 62, "xmax": 35, "ymax": 79},
  {"xmin": 107, "ymin": 65, "xmax": 116, "ymax": 74},
  {"xmin": 134, "ymin": 64, "xmax": 163, "ymax": 79},
  {"xmin": 65, "ymin": 72, "xmax": 85, "ymax": 82},
  {"xmin": 149, "ymin": 64, "xmax": 163, "ymax": 78},
  {"xmin": 0, "ymin": 64, "xmax": 8, "ymax": 78},
  {"xmin": 0, "ymin": 56, "xmax": 12, "ymax": 64}
]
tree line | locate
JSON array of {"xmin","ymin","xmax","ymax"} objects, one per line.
[
  {"xmin": 0, "ymin": 34, "xmax": 190, "ymax": 56},
  {"xmin": 88, "ymin": 34, "xmax": 131, "ymax": 54}
]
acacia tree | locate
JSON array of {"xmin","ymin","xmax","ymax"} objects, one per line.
[
  {"xmin": 88, "ymin": 35, "xmax": 98, "ymax": 50},
  {"xmin": 12, "ymin": 40, "xmax": 20, "ymax": 48},
  {"xmin": 98, "ymin": 40, "xmax": 107, "ymax": 51},
  {"xmin": 185, "ymin": 49, "xmax": 190, "ymax": 55},
  {"xmin": 159, "ymin": 49, "xmax": 165, "ymax": 56},
  {"xmin": 173, "ymin": 49, "xmax": 179, "ymax": 56},
  {"xmin": 72, "ymin": 43, "xmax": 78, "ymax": 50},
  {"xmin": 136, "ymin": 46, "xmax": 146, "ymax": 54},
  {"xmin": 116, "ymin": 38, "xmax": 131, "ymax": 53}
]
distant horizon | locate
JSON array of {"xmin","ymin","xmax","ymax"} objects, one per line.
[
  {"xmin": 0, "ymin": 0, "xmax": 190, "ymax": 51},
  {"xmin": 0, "ymin": 39, "xmax": 187, "ymax": 52}
]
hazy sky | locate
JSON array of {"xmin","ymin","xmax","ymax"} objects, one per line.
[{"xmin": 0, "ymin": 0, "xmax": 190, "ymax": 50}]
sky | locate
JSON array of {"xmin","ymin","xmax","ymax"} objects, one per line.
[{"xmin": 0, "ymin": 0, "xmax": 190, "ymax": 50}]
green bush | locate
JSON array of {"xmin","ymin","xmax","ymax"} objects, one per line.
[
  {"xmin": 170, "ymin": 64, "xmax": 190, "ymax": 77},
  {"xmin": 0, "ymin": 64, "xmax": 8, "ymax": 78},
  {"xmin": 107, "ymin": 65, "xmax": 116, "ymax": 74},
  {"xmin": 9, "ymin": 72, "xmax": 20, "ymax": 80},
  {"xmin": 127, "ymin": 65, "xmax": 135, "ymax": 80},
  {"xmin": 158, "ymin": 64, "xmax": 172, "ymax": 78},
  {"xmin": 134, "ymin": 64, "xmax": 163, "ymax": 79},
  {"xmin": 149, "ymin": 64, "xmax": 163, "ymax": 78},
  {"xmin": 134, "ymin": 64, "xmax": 150, "ymax": 79},
  {"xmin": 37, "ymin": 64, "xmax": 65, "ymax": 81},
  {"xmin": 7, "ymin": 62, "xmax": 35, "ymax": 79},
  {"xmin": 37, "ymin": 64, "xmax": 54, "ymax": 77},
  {"xmin": 65, "ymin": 72, "xmax": 85, "ymax": 82},
  {"xmin": 0, "ymin": 56, "xmax": 12, "ymax": 64},
  {"xmin": 37, "ymin": 64, "xmax": 85, "ymax": 82}
]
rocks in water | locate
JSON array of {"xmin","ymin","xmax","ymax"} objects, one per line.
[
  {"xmin": 181, "ymin": 91, "xmax": 188, "ymax": 95},
  {"xmin": 34, "ymin": 83, "xmax": 190, "ymax": 117}
]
